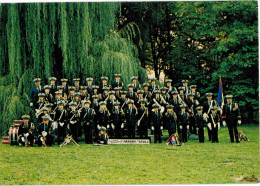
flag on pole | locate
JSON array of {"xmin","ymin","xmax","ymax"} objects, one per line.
[
  {"xmin": 217, "ymin": 76, "xmax": 224, "ymax": 120},
  {"xmin": 217, "ymin": 76, "xmax": 224, "ymax": 108}
]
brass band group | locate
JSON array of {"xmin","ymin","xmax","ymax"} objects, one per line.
[{"xmin": 17, "ymin": 74, "xmax": 242, "ymax": 147}]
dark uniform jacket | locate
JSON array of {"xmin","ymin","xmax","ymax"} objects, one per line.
[
  {"xmin": 151, "ymin": 110, "xmax": 163, "ymax": 128},
  {"xmin": 81, "ymin": 108, "xmax": 95, "ymax": 127},
  {"xmin": 110, "ymin": 109, "xmax": 124, "ymax": 127},
  {"xmin": 164, "ymin": 111, "xmax": 177, "ymax": 130},
  {"xmin": 97, "ymin": 109, "xmax": 110, "ymax": 126},
  {"xmin": 54, "ymin": 109, "xmax": 68, "ymax": 126},
  {"xmin": 195, "ymin": 113, "xmax": 205, "ymax": 128},
  {"xmin": 30, "ymin": 86, "xmax": 43, "ymax": 104},
  {"xmin": 222, "ymin": 102, "xmax": 241, "ymax": 125},
  {"xmin": 125, "ymin": 107, "xmax": 137, "ymax": 127}
]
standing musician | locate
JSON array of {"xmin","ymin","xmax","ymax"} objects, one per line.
[
  {"xmin": 54, "ymin": 101, "xmax": 68, "ymax": 145},
  {"xmin": 18, "ymin": 115, "xmax": 35, "ymax": 147},
  {"xmin": 187, "ymin": 93, "xmax": 200, "ymax": 135},
  {"xmin": 68, "ymin": 102, "xmax": 80, "ymax": 142},
  {"xmin": 110, "ymin": 101, "xmax": 125, "ymax": 139},
  {"xmin": 81, "ymin": 100, "xmax": 96, "ymax": 144},
  {"xmin": 92, "ymin": 95, "xmax": 100, "ymax": 113},
  {"xmin": 80, "ymin": 86, "xmax": 89, "ymax": 101},
  {"xmin": 57, "ymin": 85, "xmax": 68, "ymax": 102},
  {"xmin": 96, "ymin": 102, "xmax": 111, "ymax": 136},
  {"xmin": 67, "ymin": 87, "xmax": 76, "ymax": 103},
  {"xmin": 35, "ymin": 93, "xmax": 46, "ymax": 122},
  {"xmin": 165, "ymin": 79, "xmax": 174, "ymax": 93},
  {"xmin": 152, "ymin": 90, "xmax": 167, "ymax": 109},
  {"xmin": 37, "ymin": 115, "xmax": 55, "ymax": 147},
  {"xmin": 49, "ymin": 77, "xmax": 57, "ymax": 96},
  {"xmin": 44, "ymin": 85, "xmax": 53, "ymax": 103},
  {"xmin": 189, "ymin": 85, "xmax": 200, "ymax": 100},
  {"xmin": 45, "ymin": 103, "xmax": 55, "ymax": 122},
  {"xmin": 222, "ymin": 95, "xmax": 241, "ymax": 143},
  {"xmin": 131, "ymin": 76, "xmax": 140, "ymax": 92},
  {"xmin": 86, "ymin": 77, "xmax": 94, "ymax": 95},
  {"xmin": 160, "ymin": 87, "xmax": 170, "ymax": 104},
  {"xmin": 29, "ymin": 78, "xmax": 43, "ymax": 108},
  {"xmin": 136, "ymin": 90, "xmax": 145, "ymax": 108},
  {"xmin": 91, "ymin": 85, "xmax": 100, "ymax": 100},
  {"xmin": 181, "ymin": 80, "xmax": 189, "ymax": 95},
  {"xmin": 149, "ymin": 78, "xmax": 159, "ymax": 92},
  {"xmin": 114, "ymin": 87, "xmax": 121, "ymax": 100},
  {"xmin": 151, "ymin": 104, "xmax": 163, "ymax": 143},
  {"xmin": 169, "ymin": 91, "xmax": 182, "ymax": 115},
  {"xmin": 106, "ymin": 91, "xmax": 117, "ymax": 112},
  {"xmin": 202, "ymin": 92, "xmax": 218, "ymax": 141},
  {"xmin": 127, "ymin": 84, "xmax": 137, "ymax": 102},
  {"xmin": 125, "ymin": 100, "xmax": 137, "ymax": 139},
  {"xmin": 207, "ymin": 107, "xmax": 220, "ymax": 143},
  {"xmin": 100, "ymin": 76, "xmax": 110, "ymax": 94},
  {"xmin": 178, "ymin": 87, "xmax": 188, "ymax": 103},
  {"xmin": 195, "ymin": 106, "xmax": 206, "ymax": 143},
  {"xmin": 143, "ymin": 83, "xmax": 152, "ymax": 102},
  {"xmin": 164, "ymin": 105, "xmax": 178, "ymax": 137},
  {"xmin": 178, "ymin": 105, "xmax": 190, "ymax": 143},
  {"xmin": 112, "ymin": 74, "xmax": 124, "ymax": 90},
  {"xmin": 119, "ymin": 91, "xmax": 128, "ymax": 111},
  {"xmin": 53, "ymin": 91, "xmax": 64, "ymax": 112},
  {"xmin": 73, "ymin": 78, "xmax": 81, "ymax": 93},
  {"xmin": 137, "ymin": 99, "xmax": 149, "ymax": 139},
  {"xmin": 61, "ymin": 78, "xmax": 69, "ymax": 95}
]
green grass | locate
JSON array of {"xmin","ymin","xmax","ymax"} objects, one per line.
[{"xmin": 0, "ymin": 125, "xmax": 259, "ymax": 184}]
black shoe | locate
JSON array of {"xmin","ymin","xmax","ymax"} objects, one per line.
[{"xmin": 236, "ymin": 141, "xmax": 240, "ymax": 143}]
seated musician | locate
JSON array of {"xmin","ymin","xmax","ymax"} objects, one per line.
[
  {"xmin": 37, "ymin": 115, "xmax": 55, "ymax": 147},
  {"xmin": 18, "ymin": 115, "xmax": 35, "ymax": 147}
]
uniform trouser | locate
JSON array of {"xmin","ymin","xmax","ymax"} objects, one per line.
[
  {"xmin": 83, "ymin": 124, "xmax": 93, "ymax": 143},
  {"xmin": 211, "ymin": 127, "xmax": 218, "ymax": 142},
  {"xmin": 114, "ymin": 125, "xmax": 122, "ymax": 139},
  {"xmin": 181, "ymin": 125, "xmax": 188, "ymax": 142},
  {"xmin": 227, "ymin": 124, "xmax": 239, "ymax": 142},
  {"xmin": 168, "ymin": 127, "xmax": 176, "ymax": 138},
  {"xmin": 19, "ymin": 134, "xmax": 34, "ymax": 146},
  {"xmin": 57, "ymin": 126, "xmax": 67, "ymax": 145},
  {"xmin": 207, "ymin": 126, "xmax": 212, "ymax": 141},
  {"xmin": 177, "ymin": 124, "xmax": 182, "ymax": 141},
  {"xmin": 127, "ymin": 125, "xmax": 135, "ymax": 138},
  {"xmin": 78, "ymin": 123, "xmax": 82, "ymax": 137},
  {"xmin": 70, "ymin": 124, "xmax": 78, "ymax": 142},
  {"xmin": 198, "ymin": 127, "xmax": 204, "ymax": 143},
  {"xmin": 189, "ymin": 116, "xmax": 196, "ymax": 134},
  {"xmin": 154, "ymin": 127, "xmax": 162, "ymax": 143},
  {"xmin": 139, "ymin": 124, "xmax": 148, "ymax": 138},
  {"xmin": 37, "ymin": 135, "xmax": 54, "ymax": 146}
]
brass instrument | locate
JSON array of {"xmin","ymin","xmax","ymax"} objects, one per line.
[
  {"xmin": 60, "ymin": 134, "xmax": 80, "ymax": 147},
  {"xmin": 35, "ymin": 102, "xmax": 46, "ymax": 118},
  {"xmin": 153, "ymin": 98, "xmax": 165, "ymax": 113}
]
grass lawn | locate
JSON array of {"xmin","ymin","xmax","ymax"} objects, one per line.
[{"xmin": 0, "ymin": 125, "xmax": 259, "ymax": 184}]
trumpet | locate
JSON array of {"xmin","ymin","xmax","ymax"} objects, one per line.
[
  {"xmin": 35, "ymin": 105, "xmax": 46, "ymax": 118},
  {"xmin": 153, "ymin": 98, "xmax": 165, "ymax": 113}
]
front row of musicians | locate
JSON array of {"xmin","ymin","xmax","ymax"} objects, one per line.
[{"xmin": 17, "ymin": 94, "xmax": 241, "ymax": 146}]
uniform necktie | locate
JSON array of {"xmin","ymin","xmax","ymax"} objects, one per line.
[{"xmin": 130, "ymin": 108, "xmax": 132, "ymax": 115}]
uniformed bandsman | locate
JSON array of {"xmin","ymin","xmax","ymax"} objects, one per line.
[
  {"xmin": 106, "ymin": 91, "xmax": 117, "ymax": 112},
  {"xmin": 68, "ymin": 102, "xmax": 80, "ymax": 142},
  {"xmin": 119, "ymin": 91, "xmax": 128, "ymax": 111},
  {"xmin": 61, "ymin": 78, "xmax": 69, "ymax": 95},
  {"xmin": 100, "ymin": 77, "xmax": 110, "ymax": 94},
  {"xmin": 114, "ymin": 87, "xmax": 121, "ymax": 100},
  {"xmin": 112, "ymin": 74, "xmax": 124, "ymax": 90},
  {"xmin": 187, "ymin": 93, "xmax": 200, "ymax": 135},
  {"xmin": 143, "ymin": 83, "xmax": 152, "ymax": 102},
  {"xmin": 195, "ymin": 106, "xmax": 206, "ymax": 143},
  {"xmin": 73, "ymin": 78, "xmax": 81, "ymax": 92},
  {"xmin": 207, "ymin": 107, "xmax": 220, "ymax": 143},
  {"xmin": 57, "ymin": 85, "xmax": 68, "ymax": 102},
  {"xmin": 96, "ymin": 102, "xmax": 111, "ymax": 133},
  {"xmin": 125, "ymin": 100, "xmax": 137, "ymax": 139},
  {"xmin": 54, "ymin": 101, "xmax": 68, "ymax": 145},
  {"xmin": 149, "ymin": 78, "xmax": 159, "ymax": 92},
  {"xmin": 181, "ymin": 79, "xmax": 189, "ymax": 95},
  {"xmin": 30, "ymin": 78, "xmax": 42, "ymax": 107},
  {"xmin": 136, "ymin": 90, "xmax": 145, "ymax": 108},
  {"xmin": 18, "ymin": 115, "xmax": 35, "ymax": 147},
  {"xmin": 222, "ymin": 95, "xmax": 241, "ymax": 143},
  {"xmin": 81, "ymin": 100, "xmax": 95, "ymax": 144},
  {"xmin": 151, "ymin": 104, "xmax": 163, "ymax": 143},
  {"xmin": 49, "ymin": 77, "xmax": 57, "ymax": 96},
  {"xmin": 137, "ymin": 99, "xmax": 149, "ymax": 139},
  {"xmin": 86, "ymin": 77, "xmax": 94, "ymax": 95},
  {"xmin": 81, "ymin": 86, "xmax": 89, "ymax": 101},
  {"xmin": 67, "ymin": 86, "xmax": 76, "ymax": 103},
  {"xmin": 127, "ymin": 84, "xmax": 137, "ymax": 102},
  {"xmin": 189, "ymin": 85, "xmax": 200, "ymax": 100},
  {"xmin": 178, "ymin": 86, "xmax": 188, "ymax": 103},
  {"xmin": 44, "ymin": 85, "xmax": 53, "ymax": 103},
  {"xmin": 164, "ymin": 105, "xmax": 178, "ymax": 137},
  {"xmin": 131, "ymin": 76, "xmax": 140, "ymax": 92},
  {"xmin": 202, "ymin": 92, "xmax": 218, "ymax": 141},
  {"xmin": 160, "ymin": 87, "xmax": 170, "ymax": 103},
  {"xmin": 37, "ymin": 115, "xmax": 55, "ymax": 147},
  {"xmin": 165, "ymin": 79, "xmax": 174, "ymax": 93},
  {"xmin": 110, "ymin": 101, "xmax": 125, "ymax": 139},
  {"xmin": 179, "ymin": 105, "xmax": 189, "ymax": 143}
]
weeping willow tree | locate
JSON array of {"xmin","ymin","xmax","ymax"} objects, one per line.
[{"xmin": 0, "ymin": 3, "xmax": 147, "ymax": 136}]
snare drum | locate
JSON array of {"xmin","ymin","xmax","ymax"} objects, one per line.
[
  {"xmin": 13, "ymin": 120, "xmax": 23, "ymax": 127},
  {"xmin": 9, "ymin": 126, "xmax": 19, "ymax": 145}
]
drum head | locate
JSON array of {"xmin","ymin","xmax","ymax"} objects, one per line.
[{"xmin": 9, "ymin": 127, "xmax": 19, "ymax": 145}]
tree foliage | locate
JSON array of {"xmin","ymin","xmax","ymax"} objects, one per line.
[{"xmin": 0, "ymin": 3, "xmax": 147, "ymax": 136}]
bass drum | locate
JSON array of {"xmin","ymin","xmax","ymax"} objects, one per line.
[{"xmin": 9, "ymin": 126, "xmax": 19, "ymax": 145}]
